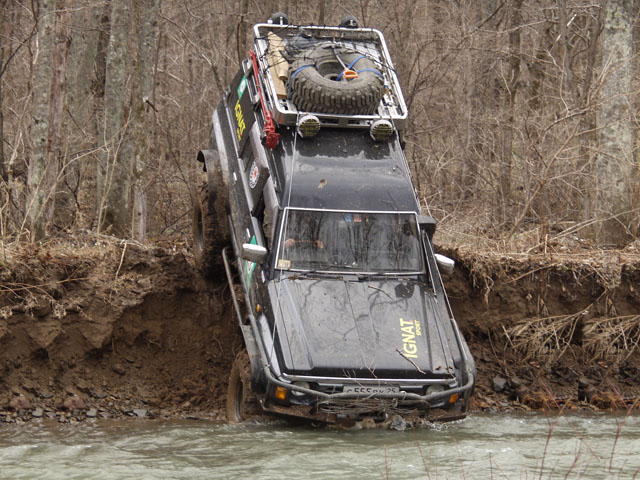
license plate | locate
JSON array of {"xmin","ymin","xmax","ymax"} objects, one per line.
[{"xmin": 343, "ymin": 385, "xmax": 399, "ymax": 395}]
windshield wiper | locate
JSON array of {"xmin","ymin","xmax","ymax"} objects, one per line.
[
  {"xmin": 356, "ymin": 271, "xmax": 420, "ymax": 281},
  {"xmin": 287, "ymin": 270, "xmax": 322, "ymax": 279},
  {"xmin": 356, "ymin": 272, "xmax": 382, "ymax": 281}
]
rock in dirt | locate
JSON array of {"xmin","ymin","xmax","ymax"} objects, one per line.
[
  {"xmin": 509, "ymin": 376, "xmax": 523, "ymax": 389},
  {"xmin": 578, "ymin": 377, "xmax": 595, "ymax": 402},
  {"xmin": 492, "ymin": 376, "xmax": 507, "ymax": 392},
  {"xmin": 63, "ymin": 394, "xmax": 86, "ymax": 411},
  {"xmin": 86, "ymin": 408, "xmax": 98, "ymax": 418},
  {"xmin": 133, "ymin": 408, "xmax": 147, "ymax": 418},
  {"xmin": 387, "ymin": 415, "xmax": 408, "ymax": 431},
  {"xmin": 514, "ymin": 385, "xmax": 529, "ymax": 402},
  {"xmin": 32, "ymin": 408, "xmax": 44, "ymax": 418},
  {"xmin": 8, "ymin": 394, "xmax": 32, "ymax": 411}
]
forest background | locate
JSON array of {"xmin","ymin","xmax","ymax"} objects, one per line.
[{"xmin": 1, "ymin": 0, "xmax": 638, "ymax": 251}]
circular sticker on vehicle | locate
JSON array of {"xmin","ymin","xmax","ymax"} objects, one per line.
[{"xmin": 249, "ymin": 161, "xmax": 259, "ymax": 188}]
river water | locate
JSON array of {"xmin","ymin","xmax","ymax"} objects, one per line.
[{"xmin": 0, "ymin": 413, "xmax": 638, "ymax": 479}]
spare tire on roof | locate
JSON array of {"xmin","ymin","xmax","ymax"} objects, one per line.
[{"xmin": 287, "ymin": 44, "xmax": 385, "ymax": 115}]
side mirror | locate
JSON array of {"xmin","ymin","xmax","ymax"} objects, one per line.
[
  {"xmin": 418, "ymin": 215, "xmax": 436, "ymax": 241},
  {"xmin": 434, "ymin": 253, "xmax": 455, "ymax": 275},
  {"xmin": 241, "ymin": 243, "xmax": 268, "ymax": 264}
]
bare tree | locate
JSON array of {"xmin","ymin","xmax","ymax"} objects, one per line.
[
  {"xmin": 98, "ymin": 0, "xmax": 131, "ymax": 237},
  {"xmin": 596, "ymin": 0, "xmax": 633, "ymax": 244},
  {"xmin": 236, "ymin": 0, "xmax": 250, "ymax": 64},
  {"xmin": 498, "ymin": 0, "xmax": 523, "ymax": 223},
  {"xmin": 44, "ymin": 0, "xmax": 71, "ymax": 232},
  {"xmin": 60, "ymin": 1, "xmax": 104, "ymax": 231},
  {"xmin": 27, "ymin": 0, "xmax": 56, "ymax": 240},
  {"xmin": 0, "ymin": 0, "xmax": 8, "ymax": 181},
  {"xmin": 66, "ymin": 1, "xmax": 103, "ymax": 136},
  {"xmin": 131, "ymin": 0, "xmax": 160, "ymax": 241}
]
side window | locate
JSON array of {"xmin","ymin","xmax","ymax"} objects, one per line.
[{"xmin": 262, "ymin": 177, "xmax": 278, "ymax": 249}]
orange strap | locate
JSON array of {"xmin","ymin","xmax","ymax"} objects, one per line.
[{"xmin": 342, "ymin": 69, "xmax": 358, "ymax": 80}]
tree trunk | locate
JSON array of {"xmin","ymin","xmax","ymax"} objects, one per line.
[
  {"xmin": 317, "ymin": 0, "xmax": 326, "ymax": 25},
  {"xmin": 57, "ymin": 1, "xmax": 103, "ymax": 230},
  {"xmin": 45, "ymin": 0, "xmax": 71, "ymax": 234},
  {"xmin": 578, "ymin": 9, "xmax": 602, "ymax": 234},
  {"xmin": 596, "ymin": 0, "xmax": 633, "ymax": 244},
  {"xmin": 236, "ymin": 0, "xmax": 250, "ymax": 64},
  {"xmin": 27, "ymin": 0, "xmax": 56, "ymax": 240},
  {"xmin": 66, "ymin": 0, "xmax": 102, "ymax": 135},
  {"xmin": 0, "ymin": 0, "xmax": 12, "ymax": 182},
  {"xmin": 498, "ymin": 0, "xmax": 523, "ymax": 225},
  {"xmin": 131, "ymin": 0, "xmax": 159, "ymax": 241},
  {"xmin": 462, "ymin": 0, "xmax": 499, "ymax": 201},
  {"xmin": 98, "ymin": 0, "xmax": 131, "ymax": 237},
  {"xmin": 468, "ymin": 0, "xmax": 503, "ymax": 218},
  {"xmin": 0, "ymin": 0, "xmax": 7, "ymax": 182},
  {"xmin": 0, "ymin": 17, "xmax": 5, "ymax": 182}
]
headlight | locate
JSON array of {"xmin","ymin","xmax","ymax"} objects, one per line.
[
  {"xmin": 291, "ymin": 381, "xmax": 310, "ymax": 397},
  {"xmin": 426, "ymin": 384, "xmax": 445, "ymax": 395}
]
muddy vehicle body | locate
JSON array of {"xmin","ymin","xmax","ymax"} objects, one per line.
[{"xmin": 193, "ymin": 18, "xmax": 475, "ymax": 425}]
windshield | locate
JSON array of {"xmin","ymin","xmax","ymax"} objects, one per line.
[{"xmin": 276, "ymin": 209, "xmax": 423, "ymax": 273}]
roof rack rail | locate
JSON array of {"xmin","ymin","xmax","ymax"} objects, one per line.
[{"xmin": 252, "ymin": 23, "xmax": 408, "ymax": 132}]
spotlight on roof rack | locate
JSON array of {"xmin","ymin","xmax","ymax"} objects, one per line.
[
  {"xmin": 297, "ymin": 114, "xmax": 321, "ymax": 138},
  {"xmin": 268, "ymin": 12, "xmax": 289, "ymax": 25},
  {"xmin": 370, "ymin": 119, "xmax": 394, "ymax": 142},
  {"xmin": 339, "ymin": 15, "xmax": 359, "ymax": 28}
]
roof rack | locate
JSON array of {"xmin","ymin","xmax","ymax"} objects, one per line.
[{"xmin": 251, "ymin": 23, "xmax": 408, "ymax": 132}]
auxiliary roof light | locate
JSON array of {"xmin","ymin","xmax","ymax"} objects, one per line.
[
  {"xmin": 297, "ymin": 114, "xmax": 321, "ymax": 138},
  {"xmin": 369, "ymin": 119, "xmax": 394, "ymax": 142}
]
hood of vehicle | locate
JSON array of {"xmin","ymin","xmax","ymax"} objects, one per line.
[{"xmin": 267, "ymin": 276, "xmax": 460, "ymax": 380}]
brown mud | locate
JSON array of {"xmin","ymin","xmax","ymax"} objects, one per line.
[{"xmin": 1, "ymin": 236, "xmax": 639, "ymax": 423}]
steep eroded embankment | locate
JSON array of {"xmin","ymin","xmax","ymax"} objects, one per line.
[{"xmin": 1, "ymin": 237, "xmax": 638, "ymax": 420}]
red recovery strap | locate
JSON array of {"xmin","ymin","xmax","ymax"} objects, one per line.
[{"xmin": 249, "ymin": 50, "xmax": 280, "ymax": 149}]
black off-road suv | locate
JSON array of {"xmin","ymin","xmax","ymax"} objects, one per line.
[{"xmin": 193, "ymin": 15, "xmax": 475, "ymax": 425}]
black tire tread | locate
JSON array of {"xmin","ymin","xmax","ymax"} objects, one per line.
[
  {"xmin": 288, "ymin": 46, "xmax": 385, "ymax": 115},
  {"xmin": 226, "ymin": 351, "xmax": 260, "ymax": 423},
  {"xmin": 192, "ymin": 180, "xmax": 229, "ymax": 279}
]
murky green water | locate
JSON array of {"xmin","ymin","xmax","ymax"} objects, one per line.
[{"xmin": 0, "ymin": 413, "xmax": 638, "ymax": 479}]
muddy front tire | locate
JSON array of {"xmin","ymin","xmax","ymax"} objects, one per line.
[
  {"xmin": 192, "ymin": 180, "xmax": 229, "ymax": 278},
  {"xmin": 226, "ymin": 352, "xmax": 259, "ymax": 423}
]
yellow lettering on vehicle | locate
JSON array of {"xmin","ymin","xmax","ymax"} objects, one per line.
[
  {"xmin": 235, "ymin": 100, "xmax": 245, "ymax": 141},
  {"xmin": 414, "ymin": 319, "xmax": 422, "ymax": 336},
  {"xmin": 399, "ymin": 318, "xmax": 418, "ymax": 358},
  {"xmin": 401, "ymin": 325, "xmax": 415, "ymax": 341}
]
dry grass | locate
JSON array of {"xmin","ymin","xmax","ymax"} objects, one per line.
[
  {"xmin": 503, "ymin": 312, "xmax": 640, "ymax": 362},
  {"xmin": 583, "ymin": 315, "xmax": 640, "ymax": 360},
  {"xmin": 434, "ymin": 211, "xmax": 640, "ymax": 255},
  {"xmin": 503, "ymin": 312, "xmax": 584, "ymax": 361}
]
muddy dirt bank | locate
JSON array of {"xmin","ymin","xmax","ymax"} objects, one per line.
[
  {"xmin": 443, "ymin": 244, "xmax": 640, "ymax": 413},
  {"xmin": 1, "ymin": 236, "xmax": 638, "ymax": 423}
]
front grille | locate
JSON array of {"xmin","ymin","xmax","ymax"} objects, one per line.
[{"xmin": 316, "ymin": 398, "xmax": 429, "ymax": 418}]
